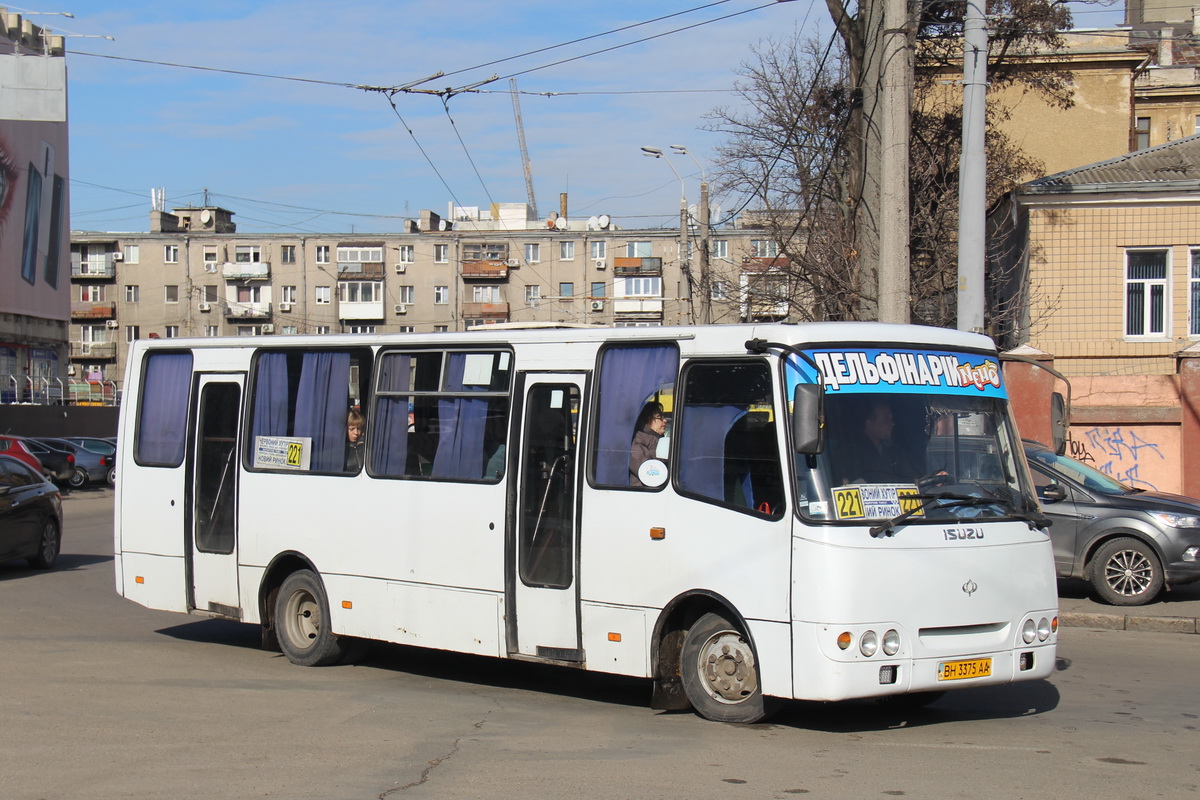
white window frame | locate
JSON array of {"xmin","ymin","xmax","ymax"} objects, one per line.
[
  {"xmin": 235, "ymin": 245, "xmax": 262, "ymax": 263},
  {"xmin": 524, "ymin": 243, "xmax": 541, "ymax": 263},
  {"xmin": 204, "ymin": 325, "xmax": 219, "ymax": 337},
  {"xmin": 434, "ymin": 244, "xmax": 449, "ymax": 263},
  {"xmin": 315, "ymin": 286, "xmax": 332, "ymax": 305},
  {"xmin": 525, "ymin": 285, "xmax": 541, "ymax": 305},
  {"xmin": 164, "ymin": 285, "xmax": 179, "ymax": 303},
  {"xmin": 434, "ymin": 285, "xmax": 449, "ymax": 305},
  {"xmin": 590, "ymin": 240, "xmax": 607, "ymax": 260},
  {"xmin": 125, "ymin": 285, "xmax": 140, "ymax": 303},
  {"xmin": 473, "ymin": 285, "xmax": 500, "ymax": 302},
  {"xmin": 337, "ymin": 246, "xmax": 383, "ymax": 263},
  {"xmin": 398, "ymin": 244, "xmax": 415, "ymax": 264},
  {"xmin": 751, "ymin": 240, "xmax": 779, "ymax": 258},
  {"xmin": 1190, "ymin": 249, "xmax": 1200, "ymax": 337},
  {"xmin": 123, "ymin": 244, "xmax": 140, "ymax": 264},
  {"xmin": 316, "ymin": 245, "xmax": 331, "ymax": 264},
  {"xmin": 560, "ymin": 241, "xmax": 575, "ymax": 260},
  {"xmin": 626, "ymin": 241, "xmax": 652, "ymax": 258},
  {"xmin": 281, "ymin": 245, "xmax": 296, "ymax": 264},
  {"xmin": 164, "ymin": 245, "xmax": 179, "ymax": 263},
  {"xmin": 711, "ymin": 280, "xmax": 730, "ymax": 300},
  {"xmin": 1125, "ymin": 248, "xmax": 1169, "ymax": 339},
  {"xmin": 281, "ymin": 285, "xmax": 297, "ymax": 304},
  {"xmin": 713, "ymin": 240, "xmax": 729, "ymax": 260},
  {"xmin": 398, "ymin": 285, "xmax": 415, "ymax": 304},
  {"xmin": 165, "ymin": 326, "xmax": 179, "ymax": 338},
  {"xmin": 125, "ymin": 325, "xmax": 140, "ymax": 342},
  {"xmin": 338, "ymin": 281, "xmax": 381, "ymax": 303},
  {"xmin": 615, "ymin": 276, "xmax": 662, "ymax": 297}
]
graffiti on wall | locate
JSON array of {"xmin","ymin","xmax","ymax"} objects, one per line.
[{"xmin": 1066, "ymin": 427, "xmax": 1163, "ymax": 491}]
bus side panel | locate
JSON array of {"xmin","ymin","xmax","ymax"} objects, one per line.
[
  {"xmin": 118, "ymin": 553, "xmax": 189, "ymax": 613},
  {"xmin": 580, "ymin": 602, "xmax": 650, "ymax": 676},
  {"xmin": 383, "ymin": 582, "xmax": 504, "ymax": 657},
  {"xmin": 745, "ymin": 620, "xmax": 793, "ymax": 700}
]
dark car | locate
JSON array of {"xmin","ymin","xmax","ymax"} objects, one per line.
[
  {"xmin": 34, "ymin": 438, "xmax": 110, "ymax": 489},
  {"xmin": 0, "ymin": 454, "xmax": 63, "ymax": 569},
  {"xmin": 1026, "ymin": 441, "xmax": 1200, "ymax": 606},
  {"xmin": 18, "ymin": 438, "xmax": 75, "ymax": 485},
  {"xmin": 0, "ymin": 434, "xmax": 45, "ymax": 475},
  {"xmin": 63, "ymin": 438, "xmax": 117, "ymax": 486}
]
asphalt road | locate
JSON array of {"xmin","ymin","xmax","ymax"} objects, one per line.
[{"xmin": 3, "ymin": 490, "xmax": 1199, "ymax": 799}]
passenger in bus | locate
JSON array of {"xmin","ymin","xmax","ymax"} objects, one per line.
[
  {"xmin": 629, "ymin": 401, "xmax": 668, "ymax": 487},
  {"xmin": 841, "ymin": 400, "xmax": 916, "ymax": 484},
  {"xmin": 344, "ymin": 407, "xmax": 366, "ymax": 473}
]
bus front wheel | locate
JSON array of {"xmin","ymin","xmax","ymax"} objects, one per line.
[
  {"xmin": 680, "ymin": 611, "xmax": 773, "ymax": 724},
  {"xmin": 275, "ymin": 570, "xmax": 347, "ymax": 667}
]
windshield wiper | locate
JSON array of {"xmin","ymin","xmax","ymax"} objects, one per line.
[{"xmin": 868, "ymin": 491, "xmax": 1050, "ymax": 538}]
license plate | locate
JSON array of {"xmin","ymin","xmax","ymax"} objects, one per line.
[{"xmin": 937, "ymin": 657, "xmax": 992, "ymax": 681}]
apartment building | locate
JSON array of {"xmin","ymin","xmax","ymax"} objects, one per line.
[{"xmin": 68, "ymin": 205, "xmax": 785, "ymax": 388}]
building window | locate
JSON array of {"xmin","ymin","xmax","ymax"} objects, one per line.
[
  {"xmin": 434, "ymin": 244, "xmax": 449, "ymax": 263},
  {"xmin": 616, "ymin": 276, "xmax": 662, "ymax": 297},
  {"xmin": 126, "ymin": 325, "xmax": 140, "ymax": 342},
  {"xmin": 235, "ymin": 245, "xmax": 261, "ymax": 263},
  {"xmin": 526, "ymin": 285, "xmax": 541, "ymax": 305},
  {"xmin": 237, "ymin": 326, "xmax": 263, "ymax": 336},
  {"xmin": 398, "ymin": 244, "xmax": 414, "ymax": 263},
  {"xmin": 164, "ymin": 245, "xmax": 179, "ymax": 263},
  {"xmin": 434, "ymin": 325, "xmax": 448, "ymax": 332},
  {"xmin": 281, "ymin": 326, "xmax": 298, "ymax": 335},
  {"xmin": 398, "ymin": 285, "xmax": 414, "ymax": 304},
  {"xmin": 237, "ymin": 284, "xmax": 263, "ymax": 303},
  {"xmin": 281, "ymin": 245, "xmax": 296, "ymax": 264},
  {"xmin": 1125, "ymin": 249, "xmax": 1168, "ymax": 337},
  {"xmin": 713, "ymin": 240, "xmax": 729, "ymax": 259},
  {"xmin": 338, "ymin": 281, "xmax": 381, "ymax": 303},
  {"xmin": 316, "ymin": 245, "xmax": 330, "ymax": 264},
  {"xmin": 281, "ymin": 285, "xmax": 297, "ymax": 304},
  {"xmin": 165, "ymin": 326, "xmax": 179, "ymax": 338},
  {"xmin": 315, "ymin": 286, "xmax": 331, "ymax": 304},
  {"xmin": 462, "ymin": 242, "xmax": 509, "ymax": 261},
  {"xmin": 316, "ymin": 326, "xmax": 331, "ymax": 335},
  {"xmin": 337, "ymin": 246, "xmax": 383, "ymax": 264},
  {"xmin": 559, "ymin": 282, "xmax": 574, "ymax": 298},
  {"xmin": 591, "ymin": 240, "xmax": 607, "ymax": 260},
  {"xmin": 711, "ymin": 280, "xmax": 730, "ymax": 300},
  {"xmin": 591, "ymin": 282, "xmax": 606, "ymax": 298},
  {"xmin": 398, "ymin": 325, "xmax": 415, "ymax": 333},
  {"xmin": 524, "ymin": 243, "xmax": 541, "ymax": 263},
  {"xmin": 202, "ymin": 247, "xmax": 218, "ymax": 270},
  {"xmin": 1190, "ymin": 249, "xmax": 1200, "ymax": 337},
  {"xmin": 1135, "ymin": 117, "xmax": 1151, "ymax": 150},
  {"xmin": 204, "ymin": 326, "xmax": 219, "ymax": 337},
  {"xmin": 750, "ymin": 240, "xmax": 779, "ymax": 258},
  {"xmin": 473, "ymin": 285, "xmax": 500, "ymax": 302},
  {"xmin": 560, "ymin": 241, "xmax": 575, "ymax": 260},
  {"xmin": 80, "ymin": 285, "xmax": 104, "ymax": 302},
  {"xmin": 434, "ymin": 285, "xmax": 449, "ymax": 304},
  {"xmin": 350, "ymin": 325, "xmax": 377, "ymax": 334},
  {"xmin": 626, "ymin": 241, "xmax": 652, "ymax": 258},
  {"xmin": 165, "ymin": 285, "xmax": 179, "ymax": 303},
  {"xmin": 123, "ymin": 244, "xmax": 139, "ymax": 264},
  {"xmin": 125, "ymin": 285, "xmax": 140, "ymax": 303}
]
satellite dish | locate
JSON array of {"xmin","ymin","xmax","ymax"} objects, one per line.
[
  {"xmin": 598, "ymin": 214, "xmax": 610, "ymax": 229},
  {"xmin": 554, "ymin": 216, "xmax": 566, "ymax": 230},
  {"xmin": 439, "ymin": 219, "xmax": 451, "ymax": 231},
  {"xmin": 587, "ymin": 215, "xmax": 599, "ymax": 230},
  {"xmin": 200, "ymin": 209, "xmax": 212, "ymax": 225}
]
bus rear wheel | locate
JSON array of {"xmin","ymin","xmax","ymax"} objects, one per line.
[
  {"xmin": 275, "ymin": 570, "xmax": 347, "ymax": 667},
  {"xmin": 680, "ymin": 611, "xmax": 772, "ymax": 724}
]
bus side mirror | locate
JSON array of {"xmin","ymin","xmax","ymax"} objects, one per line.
[
  {"xmin": 1050, "ymin": 391, "xmax": 1067, "ymax": 455},
  {"xmin": 791, "ymin": 384, "xmax": 825, "ymax": 455}
]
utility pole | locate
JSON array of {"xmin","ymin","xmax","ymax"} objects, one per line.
[
  {"xmin": 877, "ymin": 0, "xmax": 912, "ymax": 324},
  {"xmin": 957, "ymin": 0, "xmax": 987, "ymax": 333},
  {"xmin": 698, "ymin": 180, "xmax": 712, "ymax": 323}
]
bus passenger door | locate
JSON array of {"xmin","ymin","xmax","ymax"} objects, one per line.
[
  {"xmin": 189, "ymin": 374, "xmax": 243, "ymax": 618},
  {"xmin": 509, "ymin": 374, "xmax": 584, "ymax": 662}
]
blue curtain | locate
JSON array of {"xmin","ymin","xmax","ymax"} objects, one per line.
[
  {"xmin": 432, "ymin": 353, "xmax": 489, "ymax": 480},
  {"xmin": 595, "ymin": 345, "xmax": 677, "ymax": 486},
  {"xmin": 677, "ymin": 405, "xmax": 746, "ymax": 504},
  {"xmin": 137, "ymin": 352, "xmax": 193, "ymax": 466},
  {"xmin": 252, "ymin": 352, "xmax": 290, "ymax": 439},
  {"xmin": 371, "ymin": 353, "xmax": 411, "ymax": 476},
  {"xmin": 294, "ymin": 352, "xmax": 350, "ymax": 472}
]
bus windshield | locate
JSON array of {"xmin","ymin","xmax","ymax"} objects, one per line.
[{"xmin": 786, "ymin": 349, "xmax": 1036, "ymax": 524}]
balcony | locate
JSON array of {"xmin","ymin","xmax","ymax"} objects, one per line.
[
  {"xmin": 337, "ymin": 262, "xmax": 385, "ymax": 279},
  {"xmin": 613, "ymin": 298, "xmax": 664, "ymax": 317},
  {"xmin": 222, "ymin": 261, "xmax": 271, "ymax": 280},
  {"xmin": 69, "ymin": 342, "xmax": 117, "ymax": 360},
  {"xmin": 461, "ymin": 260, "xmax": 510, "ymax": 280},
  {"xmin": 70, "ymin": 256, "xmax": 117, "ymax": 279},
  {"xmin": 461, "ymin": 302, "xmax": 510, "ymax": 320},
  {"xmin": 225, "ymin": 301, "xmax": 272, "ymax": 319},
  {"xmin": 338, "ymin": 299, "xmax": 385, "ymax": 321},
  {"xmin": 71, "ymin": 302, "xmax": 117, "ymax": 320},
  {"xmin": 742, "ymin": 256, "xmax": 790, "ymax": 271},
  {"xmin": 613, "ymin": 257, "xmax": 662, "ymax": 275}
]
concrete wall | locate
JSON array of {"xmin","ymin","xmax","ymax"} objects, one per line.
[{"xmin": 0, "ymin": 404, "xmax": 118, "ymax": 438}]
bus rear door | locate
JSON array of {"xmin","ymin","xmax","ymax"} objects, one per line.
[{"xmin": 509, "ymin": 373, "xmax": 585, "ymax": 662}]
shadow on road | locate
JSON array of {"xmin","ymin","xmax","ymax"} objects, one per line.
[{"xmin": 0, "ymin": 552, "xmax": 111, "ymax": 581}]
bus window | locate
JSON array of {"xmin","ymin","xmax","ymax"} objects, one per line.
[
  {"xmin": 370, "ymin": 349, "xmax": 511, "ymax": 482},
  {"xmin": 593, "ymin": 343, "xmax": 678, "ymax": 489},
  {"xmin": 676, "ymin": 360, "xmax": 784, "ymax": 518},
  {"xmin": 135, "ymin": 351, "xmax": 193, "ymax": 467},
  {"xmin": 248, "ymin": 348, "xmax": 372, "ymax": 474}
]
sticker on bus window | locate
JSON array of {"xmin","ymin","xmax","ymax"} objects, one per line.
[
  {"xmin": 832, "ymin": 484, "xmax": 921, "ymax": 520},
  {"xmin": 254, "ymin": 435, "xmax": 312, "ymax": 471}
]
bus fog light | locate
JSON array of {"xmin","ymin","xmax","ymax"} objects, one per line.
[
  {"xmin": 860, "ymin": 630, "xmax": 879, "ymax": 657},
  {"xmin": 1037, "ymin": 618, "xmax": 1051, "ymax": 641},
  {"xmin": 1019, "ymin": 652, "xmax": 1034, "ymax": 671},
  {"xmin": 836, "ymin": 632, "xmax": 852, "ymax": 650},
  {"xmin": 1021, "ymin": 619, "xmax": 1037, "ymax": 644},
  {"xmin": 1184, "ymin": 547, "xmax": 1200, "ymax": 562},
  {"xmin": 882, "ymin": 629, "xmax": 900, "ymax": 656},
  {"xmin": 878, "ymin": 665, "xmax": 897, "ymax": 684}
]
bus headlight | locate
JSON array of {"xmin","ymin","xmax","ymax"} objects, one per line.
[
  {"xmin": 882, "ymin": 629, "xmax": 901, "ymax": 656},
  {"xmin": 1037, "ymin": 618, "xmax": 1052, "ymax": 641},
  {"xmin": 1021, "ymin": 619, "xmax": 1037, "ymax": 644},
  {"xmin": 860, "ymin": 630, "xmax": 879, "ymax": 657}
]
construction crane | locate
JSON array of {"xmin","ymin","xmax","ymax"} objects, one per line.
[{"xmin": 509, "ymin": 78, "xmax": 538, "ymax": 220}]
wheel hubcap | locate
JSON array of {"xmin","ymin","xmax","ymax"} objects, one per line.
[
  {"xmin": 41, "ymin": 524, "xmax": 57, "ymax": 561},
  {"xmin": 285, "ymin": 590, "xmax": 321, "ymax": 649},
  {"xmin": 698, "ymin": 630, "xmax": 758, "ymax": 704},
  {"xmin": 1105, "ymin": 549, "xmax": 1153, "ymax": 596}
]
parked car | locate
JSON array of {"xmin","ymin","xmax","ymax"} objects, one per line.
[
  {"xmin": 62, "ymin": 436, "xmax": 115, "ymax": 456},
  {"xmin": 0, "ymin": 434, "xmax": 45, "ymax": 476},
  {"xmin": 33, "ymin": 438, "xmax": 110, "ymax": 489},
  {"xmin": 0, "ymin": 454, "xmax": 63, "ymax": 569},
  {"xmin": 1026, "ymin": 441, "xmax": 1200, "ymax": 606},
  {"xmin": 17, "ymin": 438, "xmax": 74, "ymax": 485}
]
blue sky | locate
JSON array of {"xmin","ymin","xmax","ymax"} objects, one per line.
[{"xmin": 49, "ymin": 0, "xmax": 1125, "ymax": 235}]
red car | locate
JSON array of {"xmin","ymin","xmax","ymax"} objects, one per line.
[{"xmin": 0, "ymin": 435, "xmax": 44, "ymax": 476}]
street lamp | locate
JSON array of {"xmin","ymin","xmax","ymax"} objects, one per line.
[
  {"xmin": 642, "ymin": 145, "xmax": 693, "ymax": 322},
  {"xmin": 669, "ymin": 144, "xmax": 706, "ymax": 183},
  {"xmin": 669, "ymin": 145, "xmax": 713, "ymax": 324}
]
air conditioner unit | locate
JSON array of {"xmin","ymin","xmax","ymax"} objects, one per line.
[
  {"xmin": 261, "ymin": 324, "xmax": 275, "ymax": 334},
  {"xmin": 199, "ymin": 302, "xmax": 211, "ymax": 312},
  {"xmin": 66, "ymin": 365, "xmax": 76, "ymax": 376},
  {"xmin": 204, "ymin": 263, "xmax": 217, "ymax": 273},
  {"xmin": 395, "ymin": 263, "xmax": 407, "ymax": 273},
  {"xmin": 506, "ymin": 259, "xmax": 520, "ymax": 267},
  {"xmin": 394, "ymin": 304, "xmax": 408, "ymax": 315},
  {"xmin": 112, "ymin": 251, "xmax": 124, "ymax": 261},
  {"xmin": 279, "ymin": 303, "xmax": 291, "ymax": 312},
  {"xmin": 590, "ymin": 300, "xmax": 605, "ymax": 311},
  {"xmin": 594, "ymin": 259, "xmax": 606, "ymax": 269},
  {"xmin": 105, "ymin": 320, "xmax": 119, "ymax": 328}
]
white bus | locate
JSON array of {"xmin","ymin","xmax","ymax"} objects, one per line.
[{"xmin": 114, "ymin": 322, "xmax": 1057, "ymax": 723}]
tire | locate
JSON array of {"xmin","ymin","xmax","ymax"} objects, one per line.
[
  {"xmin": 27, "ymin": 518, "xmax": 60, "ymax": 569},
  {"xmin": 680, "ymin": 611, "xmax": 773, "ymax": 724},
  {"xmin": 1090, "ymin": 536, "xmax": 1164, "ymax": 606},
  {"xmin": 68, "ymin": 468, "xmax": 87, "ymax": 489},
  {"xmin": 274, "ymin": 570, "xmax": 347, "ymax": 667},
  {"xmin": 106, "ymin": 467, "xmax": 116, "ymax": 487}
]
